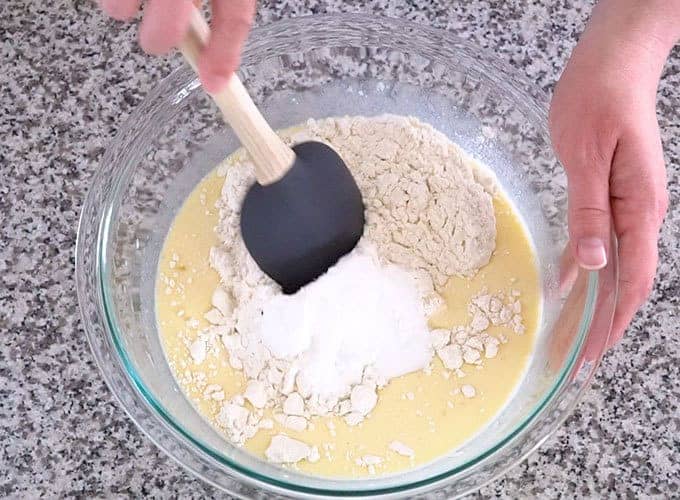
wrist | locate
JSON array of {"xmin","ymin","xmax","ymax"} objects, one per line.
[
  {"xmin": 567, "ymin": 0, "xmax": 679, "ymax": 94},
  {"xmin": 590, "ymin": 0, "xmax": 680, "ymax": 59}
]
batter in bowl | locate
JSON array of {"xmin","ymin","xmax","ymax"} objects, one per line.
[{"xmin": 156, "ymin": 115, "xmax": 541, "ymax": 477}]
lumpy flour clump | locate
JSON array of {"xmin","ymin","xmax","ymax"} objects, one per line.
[{"xmin": 202, "ymin": 115, "xmax": 497, "ymax": 452}]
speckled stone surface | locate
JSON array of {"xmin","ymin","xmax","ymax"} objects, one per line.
[{"xmin": 1, "ymin": 0, "xmax": 678, "ymax": 498}]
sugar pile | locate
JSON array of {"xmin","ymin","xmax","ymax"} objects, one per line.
[{"xmin": 239, "ymin": 243, "xmax": 432, "ymax": 400}]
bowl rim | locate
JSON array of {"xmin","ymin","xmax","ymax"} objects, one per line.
[{"xmin": 77, "ymin": 12, "xmax": 617, "ymax": 498}]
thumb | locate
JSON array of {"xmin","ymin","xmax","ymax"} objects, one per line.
[{"xmin": 565, "ymin": 164, "xmax": 612, "ymax": 270}]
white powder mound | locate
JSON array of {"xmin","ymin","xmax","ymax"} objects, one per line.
[{"xmin": 239, "ymin": 243, "xmax": 432, "ymax": 400}]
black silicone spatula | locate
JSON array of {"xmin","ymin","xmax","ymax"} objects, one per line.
[{"xmin": 181, "ymin": 9, "xmax": 365, "ymax": 293}]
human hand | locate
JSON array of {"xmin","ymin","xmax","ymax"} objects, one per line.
[
  {"xmin": 550, "ymin": 0, "xmax": 677, "ymax": 353},
  {"xmin": 99, "ymin": 0, "xmax": 256, "ymax": 93}
]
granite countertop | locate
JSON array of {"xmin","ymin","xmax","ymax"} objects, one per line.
[{"xmin": 2, "ymin": 0, "xmax": 678, "ymax": 497}]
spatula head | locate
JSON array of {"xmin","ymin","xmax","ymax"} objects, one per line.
[{"xmin": 240, "ymin": 141, "xmax": 365, "ymax": 294}]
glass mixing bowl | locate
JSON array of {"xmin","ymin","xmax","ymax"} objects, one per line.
[{"xmin": 76, "ymin": 14, "xmax": 618, "ymax": 498}]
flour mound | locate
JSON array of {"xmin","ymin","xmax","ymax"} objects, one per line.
[
  {"xmin": 303, "ymin": 115, "xmax": 497, "ymax": 284},
  {"xmin": 207, "ymin": 114, "xmax": 497, "ymax": 447}
]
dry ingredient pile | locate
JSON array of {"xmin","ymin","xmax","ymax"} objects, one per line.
[{"xmin": 171, "ymin": 115, "xmax": 526, "ymax": 466}]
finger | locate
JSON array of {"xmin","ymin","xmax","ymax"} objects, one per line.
[
  {"xmin": 564, "ymin": 155, "xmax": 613, "ymax": 271},
  {"xmin": 608, "ymin": 129, "xmax": 666, "ymax": 347},
  {"xmin": 198, "ymin": 0, "xmax": 256, "ymax": 93},
  {"xmin": 139, "ymin": 0, "xmax": 194, "ymax": 55},
  {"xmin": 627, "ymin": 120, "xmax": 671, "ymax": 226},
  {"xmin": 100, "ymin": 0, "xmax": 142, "ymax": 20},
  {"xmin": 609, "ymin": 223, "xmax": 659, "ymax": 348}
]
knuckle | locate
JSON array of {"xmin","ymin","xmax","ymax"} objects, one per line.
[
  {"xmin": 574, "ymin": 206, "xmax": 609, "ymax": 218},
  {"xmin": 615, "ymin": 174, "xmax": 666, "ymax": 224},
  {"xmin": 550, "ymin": 110, "xmax": 619, "ymax": 179},
  {"xmin": 561, "ymin": 137, "xmax": 615, "ymax": 179},
  {"xmin": 587, "ymin": 141, "xmax": 614, "ymax": 176},
  {"xmin": 570, "ymin": 206, "xmax": 609, "ymax": 231}
]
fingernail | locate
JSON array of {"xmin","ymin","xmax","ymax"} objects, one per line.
[{"xmin": 576, "ymin": 237, "xmax": 607, "ymax": 270}]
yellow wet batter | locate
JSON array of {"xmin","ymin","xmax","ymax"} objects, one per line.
[{"xmin": 156, "ymin": 144, "xmax": 540, "ymax": 478}]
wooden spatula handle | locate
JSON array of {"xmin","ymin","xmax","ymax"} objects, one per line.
[{"xmin": 180, "ymin": 8, "xmax": 295, "ymax": 185}]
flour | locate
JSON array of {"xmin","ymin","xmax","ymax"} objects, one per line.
[
  {"xmin": 389, "ymin": 440, "xmax": 415, "ymax": 459},
  {"xmin": 355, "ymin": 454, "xmax": 384, "ymax": 475},
  {"xmin": 193, "ymin": 115, "xmax": 508, "ymax": 462},
  {"xmin": 303, "ymin": 115, "xmax": 497, "ymax": 284},
  {"xmin": 213, "ymin": 114, "xmax": 497, "ymax": 291},
  {"xmin": 265, "ymin": 435, "xmax": 320, "ymax": 464}
]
